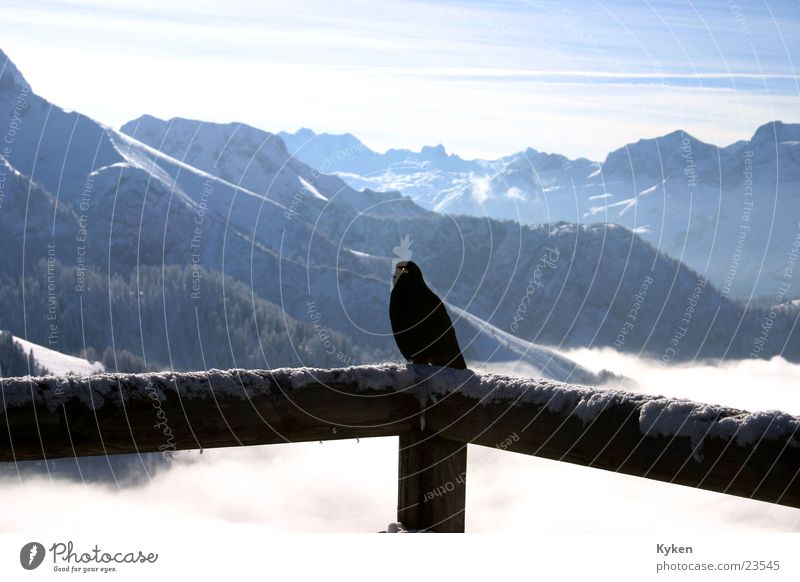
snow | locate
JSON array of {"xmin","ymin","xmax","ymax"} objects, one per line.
[
  {"xmin": 637, "ymin": 182, "xmax": 663, "ymax": 196},
  {"xmin": 9, "ymin": 334, "xmax": 103, "ymax": 376},
  {"xmin": 3, "ymin": 365, "xmax": 797, "ymax": 457},
  {"xmin": 108, "ymin": 130, "xmax": 292, "ymax": 215},
  {"xmin": 640, "ymin": 399, "xmax": 799, "ymax": 460},
  {"xmin": 446, "ymin": 303, "xmax": 597, "ymax": 384},
  {"xmin": 299, "ymin": 177, "xmax": 328, "ymax": 201}
]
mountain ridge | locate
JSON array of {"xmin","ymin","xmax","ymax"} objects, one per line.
[
  {"xmin": 2, "ymin": 47, "xmax": 798, "ymax": 374},
  {"xmin": 274, "ymin": 121, "xmax": 800, "ymax": 298}
]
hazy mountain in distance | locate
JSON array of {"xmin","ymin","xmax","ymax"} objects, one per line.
[
  {"xmin": 278, "ymin": 127, "xmax": 498, "ymax": 213},
  {"xmin": 278, "ymin": 128, "xmax": 483, "ymax": 175},
  {"xmin": 280, "ymin": 125, "xmax": 800, "ymax": 298}
]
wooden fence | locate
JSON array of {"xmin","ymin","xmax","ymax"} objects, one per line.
[{"xmin": 1, "ymin": 364, "xmax": 798, "ymax": 532}]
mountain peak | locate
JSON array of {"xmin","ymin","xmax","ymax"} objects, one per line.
[
  {"xmin": 120, "ymin": 114, "xmax": 164, "ymax": 133},
  {"xmin": 420, "ymin": 144, "xmax": 447, "ymax": 156},
  {"xmin": 279, "ymin": 127, "xmax": 366, "ymax": 149},
  {"xmin": 752, "ymin": 120, "xmax": 800, "ymax": 144},
  {"xmin": 661, "ymin": 128, "xmax": 687, "ymax": 141},
  {"xmin": 293, "ymin": 127, "xmax": 317, "ymax": 139},
  {"xmin": 645, "ymin": 128, "xmax": 697, "ymax": 146}
]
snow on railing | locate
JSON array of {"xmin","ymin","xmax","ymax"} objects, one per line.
[{"xmin": 1, "ymin": 364, "xmax": 798, "ymax": 532}]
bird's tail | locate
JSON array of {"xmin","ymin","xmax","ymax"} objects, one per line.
[{"xmin": 449, "ymin": 352, "xmax": 467, "ymax": 370}]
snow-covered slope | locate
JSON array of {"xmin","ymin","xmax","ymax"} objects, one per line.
[
  {"xmin": 8, "ymin": 333, "xmax": 103, "ymax": 376},
  {"xmin": 448, "ymin": 304, "xmax": 599, "ymax": 384},
  {"xmin": 0, "ymin": 48, "xmax": 365, "ymax": 277},
  {"xmin": 121, "ymin": 115, "xmax": 427, "ymax": 221}
]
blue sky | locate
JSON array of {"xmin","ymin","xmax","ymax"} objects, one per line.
[{"xmin": 1, "ymin": 0, "xmax": 798, "ymax": 159}]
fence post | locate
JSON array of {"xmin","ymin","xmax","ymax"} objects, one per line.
[{"xmin": 397, "ymin": 429, "xmax": 467, "ymax": 532}]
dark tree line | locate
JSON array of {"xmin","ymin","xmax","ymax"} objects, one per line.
[{"xmin": 0, "ymin": 261, "xmax": 391, "ymax": 373}]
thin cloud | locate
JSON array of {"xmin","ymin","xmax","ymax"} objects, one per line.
[{"xmin": 1, "ymin": 0, "xmax": 797, "ymax": 160}]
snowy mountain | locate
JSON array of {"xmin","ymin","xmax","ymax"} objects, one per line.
[
  {"xmin": 0, "ymin": 47, "xmax": 604, "ymax": 381},
  {"xmin": 121, "ymin": 115, "xmax": 427, "ymax": 222},
  {"xmin": 278, "ymin": 127, "xmax": 496, "ymax": 214},
  {"xmin": 2, "ymin": 46, "xmax": 798, "ymax": 376},
  {"xmin": 448, "ymin": 304, "xmax": 606, "ymax": 385},
  {"xmin": 119, "ymin": 118, "xmax": 794, "ymax": 365},
  {"xmin": 1, "ymin": 48, "xmax": 393, "ymax": 345},
  {"xmin": 280, "ymin": 125, "xmax": 800, "ymax": 298}
]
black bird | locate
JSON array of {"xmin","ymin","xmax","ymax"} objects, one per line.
[{"xmin": 390, "ymin": 261, "xmax": 467, "ymax": 369}]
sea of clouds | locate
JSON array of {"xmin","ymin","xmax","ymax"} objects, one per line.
[{"xmin": 1, "ymin": 350, "xmax": 798, "ymax": 533}]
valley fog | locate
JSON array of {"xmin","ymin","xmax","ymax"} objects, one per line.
[{"xmin": 3, "ymin": 351, "xmax": 798, "ymax": 533}]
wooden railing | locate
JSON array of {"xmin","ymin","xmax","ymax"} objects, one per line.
[{"xmin": 1, "ymin": 364, "xmax": 798, "ymax": 532}]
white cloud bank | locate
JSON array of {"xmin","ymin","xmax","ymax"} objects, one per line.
[
  {"xmin": 1, "ymin": 349, "xmax": 798, "ymax": 534},
  {"xmin": 557, "ymin": 348, "xmax": 800, "ymax": 416}
]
